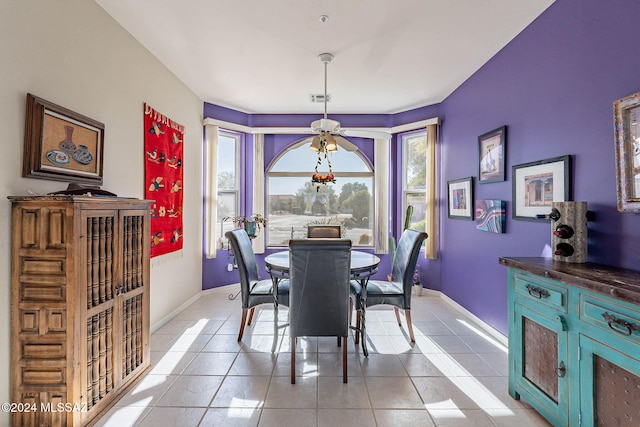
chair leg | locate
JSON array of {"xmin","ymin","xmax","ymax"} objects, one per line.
[
  {"xmin": 354, "ymin": 311, "xmax": 361, "ymax": 344},
  {"xmin": 238, "ymin": 308, "xmax": 248, "ymax": 342},
  {"xmin": 291, "ymin": 337, "xmax": 296, "ymax": 384},
  {"xmin": 394, "ymin": 307, "xmax": 402, "ymax": 326},
  {"xmin": 343, "ymin": 336, "xmax": 348, "ymax": 383},
  {"xmin": 405, "ymin": 309, "xmax": 416, "ymax": 342},
  {"xmin": 247, "ymin": 307, "xmax": 256, "ymax": 325},
  {"xmin": 337, "ymin": 336, "xmax": 341, "ymax": 347}
]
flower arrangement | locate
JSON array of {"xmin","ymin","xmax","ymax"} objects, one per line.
[
  {"xmin": 311, "ymin": 172, "xmax": 336, "ymax": 186},
  {"xmin": 223, "ymin": 213, "xmax": 268, "ymax": 233}
]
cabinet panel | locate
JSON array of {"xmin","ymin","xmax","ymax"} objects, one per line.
[
  {"xmin": 512, "ymin": 303, "xmax": 568, "ymax": 425},
  {"xmin": 579, "ymin": 335, "xmax": 640, "ymax": 427}
]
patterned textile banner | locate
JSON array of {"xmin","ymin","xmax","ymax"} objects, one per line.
[{"xmin": 144, "ymin": 103, "xmax": 184, "ymax": 257}]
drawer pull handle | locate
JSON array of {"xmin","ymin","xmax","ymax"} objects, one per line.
[
  {"xmin": 602, "ymin": 312, "xmax": 639, "ymax": 336},
  {"xmin": 526, "ymin": 284, "xmax": 550, "ymax": 299},
  {"xmin": 556, "ymin": 361, "xmax": 566, "ymax": 378}
]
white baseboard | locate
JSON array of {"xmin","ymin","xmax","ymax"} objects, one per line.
[
  {"xmin": 426, "ymin": 289, "xmax": 508, "ymax": 347},
  {"xmin": 150, "ymin": 283, "xmax": 240, "ymax": 333}
]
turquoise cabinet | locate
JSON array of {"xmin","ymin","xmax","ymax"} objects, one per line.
[{"xmin": 501, "ymin": 257, "xmax": 640, "ymax": 427}]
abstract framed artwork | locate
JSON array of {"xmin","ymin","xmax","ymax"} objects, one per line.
[
  {"xmin": 447, "ymin": 176, "xmax": 474, "ymax": 220},
  {"xmin": 478, "ymin": 125, "xmax": 506, "ymax": 183},
  {"xmin": 613, "ymin": 91, "xmax": 640, "ymax": 211},
  {"xmin": 23, "ymin": 93, "xmax": 104, "ymax": 185},
  {"xmin": 475, "ymin": 200, "xmax": 506, "ymax": 233},
  {"xmin": 512, "ymin": 155, "xmax": 572, "ymax": 221}
]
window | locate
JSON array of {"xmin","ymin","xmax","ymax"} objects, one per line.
[
  {"xmin": 402, "ymin": 130, "xmax": 427, "ymax": 231},
  {"xmin": 216, "ymin": 131, "xmax": 240, "ymax": 241},
  {"xmin": 267, "ymin": 140, "xmax": 374, "ymax": 247}
]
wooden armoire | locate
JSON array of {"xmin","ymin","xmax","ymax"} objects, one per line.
[{"xmin": 9, "ymin": 195, "xmax": 153, "ymax": 426}]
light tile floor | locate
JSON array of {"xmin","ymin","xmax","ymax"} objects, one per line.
[{"xmin": 95, "ymin": 286, "xmax": 551, "ymax": 427}]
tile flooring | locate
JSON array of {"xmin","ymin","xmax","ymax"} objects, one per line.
[{"xmin": 95, "ymin": 286, "xmax": 551, "ymax": 426}]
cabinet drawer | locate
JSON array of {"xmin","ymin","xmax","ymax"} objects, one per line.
[
  {"xmin": 514, "ymin": 272, "xmax": 567, "ymax": 313},
  {"xmin": 581, "ymin": 294, "xmax": 640, "ymax": 347}
]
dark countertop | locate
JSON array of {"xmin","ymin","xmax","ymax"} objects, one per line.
[{"xmin": 499, "ymin": 257, "xmax": 640, "ymax": 305}]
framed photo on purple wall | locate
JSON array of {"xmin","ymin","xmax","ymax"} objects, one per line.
[
  {"xmin": 512, "ymin": 155, "xmax": 572, "ymax": 221},
  {"xmin": 613, "ymin": 91, "xmax": 640, "ymax": 211},
  {"xmin": 478, "ymin": 126, "xmax": 506, "ymax": 183},
  {"xmin": 447, "ymin": 176, "xmax": 474, "ymax": 220}
]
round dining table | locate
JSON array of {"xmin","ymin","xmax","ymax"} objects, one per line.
[{"xmin": 264, "ymin": 249, "xmax": 380, "ymax": 355}]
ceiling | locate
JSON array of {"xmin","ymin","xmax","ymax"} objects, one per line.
[{"xmin": 95, "ymin": 0, "xmax": 554, "ymax": 115}]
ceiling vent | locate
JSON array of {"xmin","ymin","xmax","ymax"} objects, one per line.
[{"xmin": 310, "ymin": 94, "xmax": 331, "ymax": 103}]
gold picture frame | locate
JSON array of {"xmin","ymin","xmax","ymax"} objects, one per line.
[
  {"xmin": 23, "ymin": 93, "xmax": 104, "ymax": 185},
  {"xmin": 614, "ymin": 91, "xmax": 640, "ymax": 211}
]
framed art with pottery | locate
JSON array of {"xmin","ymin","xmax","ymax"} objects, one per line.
[{"xmin": 23, "ymin": 93, "xmax": 104, "ymax": 185}]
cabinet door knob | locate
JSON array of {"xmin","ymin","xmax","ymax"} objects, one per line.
[{"xmin": 556, "ymin": 361, "xmax": 566, "ymax": 378}]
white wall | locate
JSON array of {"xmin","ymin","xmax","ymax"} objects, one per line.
[{"xmin": 0, "ymin": 0, "xmax": 204, "ymax": 422}]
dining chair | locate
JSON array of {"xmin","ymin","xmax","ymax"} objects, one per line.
[
  {"xmin": 288, "ymin": 238, "xmax": 351, "ymax": 384},
  {"xmin": 225, "ymin": 228, "xmax": 289, "ymax": 342},
  {"xmin": 350, "ymin": 228, "xmax": 427, "ymax": 347},
  {"xmin": 307, "ymin": 224, "xmax": 341, "ymax": 238}
]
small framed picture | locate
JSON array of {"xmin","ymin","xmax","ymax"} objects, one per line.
[
  {"xmin": 512, "ymin": 155, "xmax": 572, "ymax": 221},
  {"xmin": 22, "ymin": 93, "xmax": 104, "ymax": 185},
  {"xmin": 478, "ymin": 126, "xmax": 506, "ymax": 183},
  {"xmin": 448, "ymin": 177, "xmax": 474, "ymax": 220},
  {"xmin": 475, "ymin": 200, "xmax": 506, "ymax": 233}
]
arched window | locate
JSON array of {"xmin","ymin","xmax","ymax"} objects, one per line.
[{"xmin": 266, "ymin": 139, "xmax": 374, "ymax": 247}]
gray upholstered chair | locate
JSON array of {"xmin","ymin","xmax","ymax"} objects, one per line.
[
  {"xmin": 350, "ymin": 229, "xmax": 427, "ymax": 347},
  {"xmin": 225, "ymin": 228, "xmax": 289, "ymax": 342},
  {"xmin": 288, "ymin": 238, "xmax": 351, "ymax": 384},
  {"xmin": 307, "ymin": 224, "xmax": 341, "ymax": 238}
]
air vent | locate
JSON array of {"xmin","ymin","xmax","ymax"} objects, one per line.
[{"xmin": 310, "ymin": 94, "xmax": 331, "ymax": 103}]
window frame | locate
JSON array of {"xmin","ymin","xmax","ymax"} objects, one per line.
[
  {"xmin": 266, "ymin": 138, "xmax": 375, "ymax": 248},
  {"xmin": 216, "ymin": 129, "xmax": 241, "ymax": 242},
  {"xmin": 401, "ymin": 129, "xmax": 427, "ymax": 231}
]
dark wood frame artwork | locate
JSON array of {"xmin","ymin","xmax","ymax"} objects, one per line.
[
  {"xmin": 512, "ymin": 155, "xmax": 572, "ymax": 221},
  {"xmin": 478, "ymin": 125, "xmax": 506, "ymax": 183},
  {"xmin": 23, "ymin": 93, "xmax": 104, "ymax": 185},
  {"xmin": 447, "ymin": 176, "xmax": 474, "ymax": 220}
]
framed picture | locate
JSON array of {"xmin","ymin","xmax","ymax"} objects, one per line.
[
  {"xmin": 476, "ymin": 200, "xmax": 506, "ymax": 233},
  {"xmin": 23, "ymin": 93, "xmax": 104, "ymax": 185},
  {"xmin": 478, "ymin": 125, "xmax": 506, "ymax": 183},
  {"xmin": 613, "ymin": 91, "xmax": 640, "ymax": 211},
  {"xmin": 448, "ymin": 177, "xmax": 474, "ymax": 220},
  {"xmin": 512, "ymin": 155, "xmax": 572, "ymax": 221}
]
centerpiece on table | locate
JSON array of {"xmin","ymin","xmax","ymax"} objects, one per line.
[{"xmin": 223, "ymin": 214, "xmax": 268, "ymax": 238}]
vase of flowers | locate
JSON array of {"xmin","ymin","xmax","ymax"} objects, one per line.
[
  {"xmin": 223, "ymin": 214, "xmax": 268, "ymax": 238},
  {"xmin": 412, "ymin": 266, "xmax": 422, "ymax": 296}
]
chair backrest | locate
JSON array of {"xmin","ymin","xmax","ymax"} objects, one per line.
[
  {"xmin": 225, "ymin": 228, "xmax": 260, "ymax": 308},
  {"xmin": 307, "ymin": 224, "xmax": 341, "ymax": 238},
  {"xmin": 288, "ymin": 239, "xmax": 352, "ymax": 338},
  {"xmin": 390, "ymin": 229, "xmax": 428, "ymax": 297}
]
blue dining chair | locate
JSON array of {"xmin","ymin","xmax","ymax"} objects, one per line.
[
  {"xmin": 288, "ymin": 238, "xmax": 351, "ymax": 384},
  {"xmin": 350, "ymin": 228, "xmax": 427, "ymax": 348},
  {"xmin": 225, "ymin": 228, "xmax": 289, "ymax": 342}
]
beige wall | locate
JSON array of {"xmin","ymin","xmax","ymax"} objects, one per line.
[{"xmin": 0, "ymin": 0, "xmax": 204, "ymax": 421}]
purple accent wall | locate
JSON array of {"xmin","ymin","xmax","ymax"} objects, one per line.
[
  {"xmin": 201, "ymin": 0, "xmax": 640, "ymax": 336},
  {"xmin": 440, "ymin": 0, "xmax": 640, "ymax": 334}
]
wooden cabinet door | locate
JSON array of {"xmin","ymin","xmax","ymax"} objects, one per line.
[
  {"xmin": 112, "ymin": 209, "xmax": 150, "ymax": 388},
  {"xmin": 513, "ymin": 303, "xmax": 569, "ymax": 426}
]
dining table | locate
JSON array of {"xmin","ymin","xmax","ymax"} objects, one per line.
[{"xmin": 264, "ymin": 249, "xmax": 380, "ymax": 355}]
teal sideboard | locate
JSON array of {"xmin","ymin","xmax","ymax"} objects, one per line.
[{"xmin": 500, "ymin": 257, "xmax": 640, "ymax": 427}]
